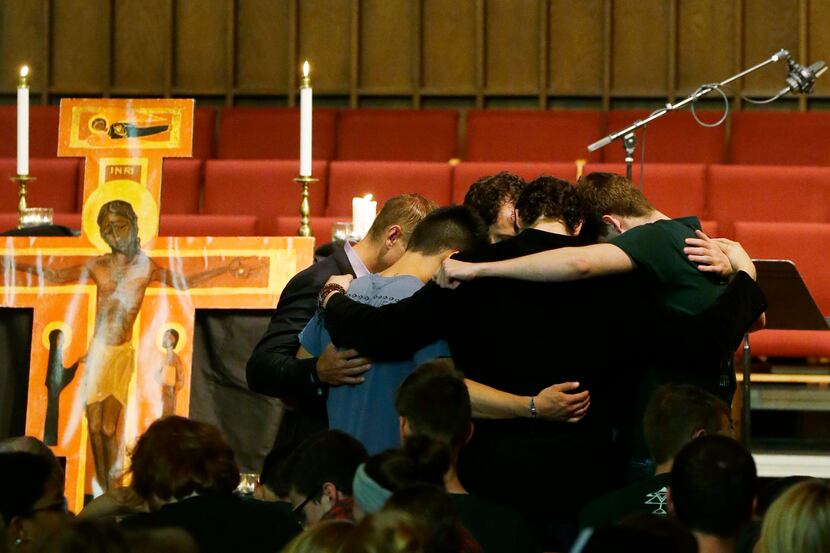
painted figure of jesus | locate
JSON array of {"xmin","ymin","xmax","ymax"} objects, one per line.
[{"xmin": 10, "ymin": 199, "xmax": 256, "ymax": 490}]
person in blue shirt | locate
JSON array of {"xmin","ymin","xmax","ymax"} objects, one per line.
[{"xmin": 298, "ymin": 206, "xmax": 488, "ymax": 454}]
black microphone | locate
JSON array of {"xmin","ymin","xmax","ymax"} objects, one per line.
[{"xmin": 779, "ymin": 59, "xmax": 828, "ymax": 96}]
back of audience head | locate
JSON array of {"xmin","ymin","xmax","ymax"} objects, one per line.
[
  {"xmin": 281, "ymin": 519, "xmax": 355, "ymax": 553},
  {"xmin": 0, "ymin": 436, "xmax": 65, "ymax": 486},
  {"xmin": 670, "ymin": 435, "xmax": 756, "ymax": 539},
  {"xmin": 757, "ymin": 478, "xmax": 830, "ymax": 553},
  {"xmin": 339, "ymin": 510, "xmax": 426, "ymax": 553},
  {"xmin": 395, "ymin": 359, "xmax": 472, "ymax": 455},
  {"xmin": 515, "ymin": 176, "xmax": 583, "ymax": 235},
  {"xmin": 405, "ymin": 205, "xmax": 488, "ymax": 257},
  {"xmin": 353, "ymin": 436, "xmax": 450, "ymax": 519},
  {"xmin": 578, "ymin": 513, "xmax": 697, "ymax": 553},
  {"xmin": 286, "ymin": 430, "xmax": 368, "ymax": 526},
  {"xmin": 255, "ymin": 443, "xmax": 295, "ymax": 502},
  {"xmin": 463, "ymin": 172, "xmax": 526, "ymax": 243},
  {"xmin": 128, "ymin": 416, "xmax": 240, "ymax": 510},
  {"xmin": 385, "ymin": 484, "xmax": 469, "ymax": 553},
  {"xmin": 574, "ymin": 172, "xmax": 655, "ymax": 243},
  {"xmin": 0, "ymin": 452, "xmax": 69, "ymax": 553},
  {"xmin": 44, "ymin": 520, "xmax": 197, "ymax": 553},
  {"xmin": 644, "ymin": 384, "xmax": 734, "ymax": 469}
]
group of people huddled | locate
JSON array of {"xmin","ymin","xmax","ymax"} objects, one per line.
[{"xmin": 3, "ymin": 171, "xmax": 829, "ymax": 552}]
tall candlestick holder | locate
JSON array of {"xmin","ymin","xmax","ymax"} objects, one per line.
[
  {"xmin": 11, "ymin": 174, "xmax": 53, "ymax": 228},
  {"xmin": 293, "ymin": 176, "xmax": 318, "ymax": 237}
]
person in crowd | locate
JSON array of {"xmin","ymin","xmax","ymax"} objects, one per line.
[
  {"xmin": 395, "ymin": 359, "xmax": 542, "ymax": 553},
  {"xmin": 437, "ymin": 171, "xmax": 765, "ymax": 404},
  {"xmin": 384, "ymin": 484, "xmax": 481, "ymax": 553},
  {"xmin": 246, "ymin": 194, "xmax": 437, "ymax": 455},
  {"xmin": 0, "ymin": 452, "xmax": 70, "ymax": 553},
  {"xmin": 574, "ymin": 513, "xmax": 697, "ymax": 553},
  {"xmin": 462, "ymin": 172, "xmax": 526, "ymax": 243},
  {"xmin": 297, "ymin": 206, "xmax": 488, "ymax": 454},
  {"xmin": 756, "ymin": 478, "xmax": 830, "ymax": 553},
  {"xmin": 339, "ymin": 510, "xmax": 426, "ymax": 553},
  {"xmin": 280, "ymin": 519, "xmax": 355, "ymax": 553},
  {"xmin": 581, "ymin": 384, "xmax": 734, "ymax": 528},
  {"xmin": 285, "ymin": 430, "xmax": 368, "ymax": 526},
  {"xmin": 119, "ymin": 416, "xmax": 300, "ymax": 553},
  {"xmin": 44, "ymin": 519, "xmax": 198, "ymax": 553},
  {"xmin": 252, "ymin": 443, "xmax": 294, "ymax": 502},
  {"xmin": 320, "ymin": 175, "xmax": 766, "ymax": 550},
  {"xmin": 0, "ymin": 436, "xmax": 65, "ymax": 488},
  {"xmin": 669, "ymin": 435, "xmax": 757, "ymax": 553}
]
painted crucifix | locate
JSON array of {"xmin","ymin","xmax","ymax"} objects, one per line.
[{"xmin": 1, "ymin": 99, "xmax": 314, "ymax": 509}]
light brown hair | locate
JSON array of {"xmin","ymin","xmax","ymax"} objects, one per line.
[
  {"xmin": 757, "ymin": 479, "xmax": 830, "ymax": 553},
  {"xmin": 366, "ymin": 194, "xmax": 438, "ymax": 243},
  {"xmin": 576, "ymin": 172, "xmax": 653, "ymax": 240}
]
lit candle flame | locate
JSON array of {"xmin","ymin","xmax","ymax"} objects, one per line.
[
  {"xmin": 303, "ymin": 61, "xmax": 309, "ymax": 77},
  {"xmin": 364, "ymin": 194, "xmax": 373, "ymax": 201},
  {"xmin": 20, "ymin": 66, "xmax": 29, "ymax": 78}
]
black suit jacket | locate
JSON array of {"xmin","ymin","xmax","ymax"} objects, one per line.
[{"xmin": 246, "ymin": 244, "xmax": 356, "ymax": 449}]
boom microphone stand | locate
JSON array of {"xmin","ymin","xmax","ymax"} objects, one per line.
[{"xmin": 587, "ymin": 49, "xmax": 792, "ymax": 180}]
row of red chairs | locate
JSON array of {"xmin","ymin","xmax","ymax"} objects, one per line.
[
  {"xmin": 2, "ymin": 106, "xmax": 830, "ymax": 165},
  {"xmin": 4, "ymin": 158, "xmax": 830, "ymax": 236}
]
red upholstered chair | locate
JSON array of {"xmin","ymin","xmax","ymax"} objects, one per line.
[
  {"xmin": 465, "ymin": 110, "xmax": 602, "ymax": 162},
  {"xmin": 603, "ymin": 110, "xmax": 726, "ymax": 164},
  {"xmin": 203, "ymin": 160, "xmax": 328, "ymax": 233},
  {"xmin": 193, "ymin": 107, "xmax": 216, "ymax": 160},
  {"xmin": 730, "ymin": 111, "xmax": 830, "ymax": 166},
  {"xmin": 0, "ymin": 105, "xmax": 61, "ymax": 158},
  {"xmin": 158, "ymin": 214, "xmax": 258, "ymax": 236},
  {"xmin": 217, "ymin": 107, "xmax": 337, "ymax": 160},
  {"xmin": 700, "ymin": 220, "xmax": 719, "ymax": 237},
  {"xmin": 268, "ymin": 216, "xmax": 345, "ymax": 238},
  {"xmin": 336, "ymin": 109, "xmax": 459, "ymax": 162},
  {"xmin": 0, "ymin": 158, "xmax": 80, "ymax": 213},
  {"xmin": 707, "ymin": 165, "xmax": 830, "ymax": 237},
  {"xmin": 451, "ymin": 161, "xmax": 578, "ymax": 204},
  {"xmin": 160, "ymin": 159, "xmax": 202, "ymax": 214},
  {"xmin": 582, "ymin": 163, "xmax": 708, "ymax": 219},
  {"xmin": 326, "ymin": 161, "xmax": 452, "ymax": 216},
  {"xmin": 734, "ymin": 222, "xmax": 830, "ymax": 357}
]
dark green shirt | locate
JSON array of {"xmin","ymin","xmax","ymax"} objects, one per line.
[
  {"xmin": 579, "ymin": 472, "xmax": 672, "ymax": 529},
  {"xmin": 612, "ymin": 217, "xmax": 726, "ymax": 315}
]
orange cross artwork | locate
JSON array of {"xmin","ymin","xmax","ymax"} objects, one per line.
[{"xmin": 0, "ymin": 98, "xmax": 313, "ymax": 512}]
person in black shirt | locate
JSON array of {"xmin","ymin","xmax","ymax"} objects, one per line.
[
  {"xmin": 580, "ymin": 384, "xmax": 734, "ymax": 529},
  {"xmin": 319, "ymin": 177, "xmax": 766, "ymax": 550}
]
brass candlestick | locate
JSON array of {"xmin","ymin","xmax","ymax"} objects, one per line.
[
  {"xmin": 293, "ymin": 176, "xmax": 318, "ymax": 237},
  {"xmin": 11, "ymin": 174, "xmax": 53, "ymax": 228}
]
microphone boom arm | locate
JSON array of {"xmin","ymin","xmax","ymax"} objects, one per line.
[{"xmin": 587, "ymin": 49, "xmax": 791, "ymax": 153}]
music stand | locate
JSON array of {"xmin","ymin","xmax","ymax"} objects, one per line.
[{"xmin": 740, "ymin": 260, "xmax": 830, "ymax": 446}]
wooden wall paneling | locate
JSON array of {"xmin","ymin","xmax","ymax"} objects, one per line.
[
  {"xmin": 174, "ymin": 0, "xmax": 228, "ymax": 94},
  {"xmin": 742, "ymin": 0, "xmax": 798, "ymax": 96},
  {"xmin": 667, "ymin": 0, "xmax": 677, "ymax": 102},
  {"xmin": 112, "ymin": 0, "xmax": 170, "ymax": 95},
  {"xmin": 548, "ymin": 0, "xmax": 605, "ymax": 96},
  {"xmin": 421, "ymin": 0, "xmax": 477, "ymax": 94},
  {"xmin": 602, "ymin": 0, "xmax": 612, "ymax": 111},
  {"xmin": 484, "ymin": 0, "xmax": 539, "ymax": 96},
  {"xmin": 50, "ymin": 0, "xmax": 109, "ymax": 94},
  {"xmin": 537, "ymin": 0, "xmax": 548, "ymax": 108},
  {"xmin": 474, "ymin": 0, "xmax": 484, "ymax": 107},
  {"xmin": 358, "ymin": 0, "xmax": 414, "ymax": 95},
  {"xmin": 225, "ymin": 0, "xmax": 235, "ymax": 105},
  {"xmin": 611, "ymin": 0, "xmax": 669, "ymax": 97},
  {"xmin": 298, "ymin": 0, "xmax": 352, "ymax": 94},
  {"xmin": 235, "ymin": 0, "xmax": 290, "ymax": 95},
  {"xmin": 411, "ymin": 0, "xmax": 422, "ymax": 108},
  {"xmin": 0, "ymin": 1, "xmax": 46, "ymax": 94},
  {"xmin": 809, "ymin": 0, "xmax": 830, "ymax": 98},
  {"xmin": 349, "ymin": 0, "xmax": 359, "ymax": 107},
  {"xmin": 287, "ymin": 0, "xmax": 298, "ymax": 106},
  {"xmin": 676, "ymin": 0, "xmax": 736, "ymax": 95}
]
